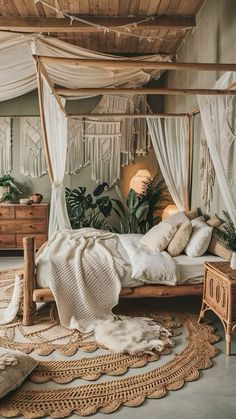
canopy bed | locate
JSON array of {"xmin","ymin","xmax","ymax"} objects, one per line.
[{"xmin": 0, "ymin": 31, "xmax": 236, "ymax": 329}]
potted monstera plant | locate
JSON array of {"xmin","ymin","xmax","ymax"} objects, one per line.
[
  {"xmin": 214, "ymin": 210, "xmax": 236, "ymax": 269},
  {"xmin": 0, "ymin": 174, "xmax": 22, "ymax": 203}
]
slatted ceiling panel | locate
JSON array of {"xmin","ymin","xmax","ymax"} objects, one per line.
[
  {"xmin": 23, "ymin": 0, "xmax": 40, "ymax": 17},
  {"xmin": 12, "ymin": 0, "xmax": 29, "ymax": 16},
  {"xmin": 157, "ymin": 0, "xmax": 172, "ymax": 14},
  {"xmin": 106, "ymin": 31, "xmax": 115, "ymax": 52},
  {"xmin": 147, "ymin": 0, "xmax": 161, "ymax": 15},
  {"xmin": 58, "ymin": 0, "xmax": 70, "ymax": 12},
  {"xmin": 138, "ymin": 0, "xmax": 151, "ymax": 16},
  {"xmin": 108, "ymin": 0, "xmax": 119, "ymax": 16},
  {"xmin": 1, "ymin": 1, "xmax": 20, "ymax": 16},
  {"xmin": 99, "ymin": 0, "xmax": 109, "ymax": 16},
  {"xmin": 129, "ymin": 29, "xmax": 141, "ymax": 52},
  {"xmin": 122, "ymin": 33, "xmax": 132, "ymax": 53},
  {"xmin": 175, "ymin": 0, "xmax": 192, "ymax": 15},
  {"xmin": 42, "ymin": 0, "xmax": 58, "ymax": 16},
  {"xmin": 89, "ymin": 0, "xmax": 99, "ymax": 16},
  {"xmin": 166, "ymin": 0, "xmax": 183, "ymax": 14},
  {"xmin": 128, "ymin": 0, "xmax": 140, "ymax": 15},
  {"xmin": 119, "ymin": 0, "xmax": 130, "ymax": 17}
]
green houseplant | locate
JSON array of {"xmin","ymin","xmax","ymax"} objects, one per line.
[
  {"xmin": 65, "ymin": 183, "xmax": 112, "ymax": 230},
  {"xmin": 214, "ymin": 210, "xmax": 236, "ymax": 269},
  {"xmin": 111, "ymin": 174, "xmax": 170, "ymax": 234},
  {"xmin": 0, "ymin": 174, "xmax": 22, "ymax": 203}
]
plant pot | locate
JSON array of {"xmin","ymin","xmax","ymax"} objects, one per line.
[
  {"xmin": 0, "ymin": 186, "xmax": 9, "ymax": 200},
  {"xmin": 230, "ymin": 252, "xmax": 236, "ymax": 270}
]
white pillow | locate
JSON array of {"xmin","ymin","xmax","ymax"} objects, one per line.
[
  {"xmin": 191, "ymin": 216, "xmax": 205, "ymax": 226},
  {"xmin": 164, "ymin": 211, "xmax": 189, "ymax": 226},
  {"xmin": 139, "ymin": 221, "xmax": 177, "ymax": 253},
  {"xmin": 0, "ymin": 349, "xmax": 38, "ymax": 399},
  {"xmin": 185, "ymin": 220, "xmax": 213, "ymax": 257}
]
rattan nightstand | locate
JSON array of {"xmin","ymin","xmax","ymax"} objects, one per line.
[{"xmin": 198, "ymin": 261, "xmax": 236, "ymax": 355}]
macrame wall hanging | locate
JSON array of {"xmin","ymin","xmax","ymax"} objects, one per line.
[
  {"xmin": 18, "ymin": 95, "xmax": 151, "ymax": 186},
  {"xmin": 0, "ymin": 117, "xmax": 12, "ymax": 176},
  {"xmin": 20, "ymin": 117, "xmax": 47, "ymax": 177}
]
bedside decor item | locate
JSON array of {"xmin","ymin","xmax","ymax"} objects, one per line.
[
  {"xmin": 30, "ymin": 193, "xmax": 43, "ymax": 204},
  {"xmin": 0, "ymin": 175, "xmax": 22, "ymax": 202},
  {"xmin": 19, "ymin": 198, "xmax": 32, "ymax": 205},
  {"xmin": 214, "ymin": 211, "xmax": 236, "ymax": 269},
  {"xmin": 0, "ymin": 348, "xmax": 38, "ymax": 399},
  {"xmin": 199, "ymin": 261, "xmax": 236, "ymax": 355}
]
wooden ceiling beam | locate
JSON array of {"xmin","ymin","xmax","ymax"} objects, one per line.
[
  {"xmin": 0, "ymin": 16, "xmax": 196, "ymax": 33},
  {"xmin": 38, "ymin": 57, "xmax": 236, "ymax": 72},
  {"xmin": 57, "ymin": 87, "xmax": 236, "ymax": 96},
  {"xmin": 68, "ymin": 113, "xmax": 187, "ymax": 118}
]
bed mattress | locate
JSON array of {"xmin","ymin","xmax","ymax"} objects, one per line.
[{"xmin": 36, "ymin": 232, "xmax": 223, "ymax": 288}]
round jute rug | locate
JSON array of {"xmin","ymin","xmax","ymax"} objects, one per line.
[{"xmin": 0, "ymin": 269, "xmax": 219, "ymax": 418}]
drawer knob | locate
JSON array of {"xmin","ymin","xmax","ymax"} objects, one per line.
[{"xmin": 29, "ymin": 212, "xmax": 33, "ymax": 215}]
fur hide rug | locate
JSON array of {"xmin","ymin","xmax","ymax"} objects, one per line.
[
  {"xmin": 0, "ymin": 275, "xmax": 22, "ymax": 325},
  {"xmin": 94, "ymin": 316, "xmax": 173, "ymax": 355}
]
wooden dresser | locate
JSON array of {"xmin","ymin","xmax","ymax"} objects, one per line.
[{"xmin": 0, "ymin": 203, "xmax": 49, "ymax": 250}]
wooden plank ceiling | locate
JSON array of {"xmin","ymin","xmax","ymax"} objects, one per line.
[{"xmin": 0, "ymin": 0, "xmax": 205, "ymax": 55}]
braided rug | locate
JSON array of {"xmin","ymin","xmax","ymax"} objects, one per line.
[{"xmin": 0, "ymin": 268, "xmax": 219, "ymax": 418}]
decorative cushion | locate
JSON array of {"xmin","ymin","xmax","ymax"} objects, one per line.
[
  {"xmin": 185, "ymin": 219, "xmax": 213, "ymax": 257},
  {"xmin": 139, "ymin": 221, "xmax": 177, "ymax": 253},
  {"xmin": 185, "ymin": 208, "xmax": 199, "ymax": 220},
  {"xmin": 207, "ymin": 222, "xmax": 232, "ymax": 261},
  {"xmin": 167, "ymin": 222, "xmax": 193, "ymax": 257},
  {"xmin": 0, "ymin": 349, "xmax": 38, "ymax": 399},
  {"xmin": 207, "ymin": 215, "xmax": 221, "ymax": 228},
  {"xmin": 164, "ymin": 211, "xmax": 189, "ymax": 226}
]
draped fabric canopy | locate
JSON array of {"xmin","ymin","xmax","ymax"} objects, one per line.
[
  {"xmin": 198, "ymin": 72, "xmax": 236, "ymax": 224},
  {"xmin": 0, "ymin": 31, "xmax": 171, "ymax": 102},
  {"xmin": 147, "ymin": 117, "xmax": 188, "ymax": 211}
]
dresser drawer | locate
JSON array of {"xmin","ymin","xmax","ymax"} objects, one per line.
[
  {"xmin": 0, "ymin": 234, "xmax": 16, "ymax": 248},
  {"xmin": 0, "ymin": 220, "xmax": 47, "ymax": 234},
  {"xmin": 0, "ymin": 206, "xmax": 15, "ymax": 219},
  {"xmin": 15, "ymin": 206, "xmax": 46, "ymax": 219},
  {"xmin": 16, "ymin": 234, "xmax": 47, "ymax": 249}
]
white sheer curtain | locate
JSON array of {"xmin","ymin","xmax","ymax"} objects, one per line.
[
  {"xmin": 147, "ymin": 117, "xmax": 188, "ymax": 211},
  {"xmin": 198, "ymin": 72, "xmax": 236, "ymax": 224},
  {"xmin": 42, "ymin": 78, "xmax": 71, "ymax": 237}
]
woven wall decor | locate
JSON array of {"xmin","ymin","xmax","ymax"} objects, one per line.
[
  {"xmin": 20, "ymin": 117, "xmax": 47, "ymax": 178},
  {"xmin": 0, "ymin": 117, "xmax": 12, "ymax": 176}
]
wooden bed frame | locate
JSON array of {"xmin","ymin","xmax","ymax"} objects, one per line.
[{"xmin": 22, "ymin": 237, "xmax": 203, "ymax": 326}]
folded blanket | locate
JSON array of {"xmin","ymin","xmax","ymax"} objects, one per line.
[{"xmin": 36, "ymin": 228, "xmax": 126, "ymax": 332}]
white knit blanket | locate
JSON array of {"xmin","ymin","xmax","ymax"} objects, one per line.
[{"xmin": 36, "ymin": 228, "xmax": 126, "ymax": 332}]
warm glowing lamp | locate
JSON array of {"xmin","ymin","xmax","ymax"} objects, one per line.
[
  {"xmin": 130, "ymin": 169, "xmax": 151, "ymax": 194},
  {"xmin": 162, "ymin": 204, "xmax": 180, "ymax": 220}
]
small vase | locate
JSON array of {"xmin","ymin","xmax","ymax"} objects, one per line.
[
  {"xmin": 0, "ymin": 186, "xmax": 9, "ymax": 200},
  {"xmin": 230, "ymin": 252, "xmax": 236, "ymax": 270}
]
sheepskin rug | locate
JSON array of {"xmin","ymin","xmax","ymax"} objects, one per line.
[{"xmin": 94, "ymin": 315, "xmax": 173, "ymax": 355}]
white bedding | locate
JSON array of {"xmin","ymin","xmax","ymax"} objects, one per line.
[{"xmin": 36, "ymin": 231, "xmax": 223, "ymax": 289}]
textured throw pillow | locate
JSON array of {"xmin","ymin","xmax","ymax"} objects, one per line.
[
  {"xmin": 185, "ymin": 208, "xmax": 199, "ymax": 220},
  {"xmin": 164, "ymin": 211, "xmax": 189, "ymax": 226},
  {"xmin": 207, "ymin": 215, "xmax": 222, "ymax": 228},
  {"xmin": 207, "ymin": 222, "xmax": 232, "ymax": 261},
  {"xmin": 167, "ymin": 222, "xmax": 193, "ymax": 257},
  {"xmin": 185, "ymin": 220, "xmax": 213, "ymax": 257},
  {"xmin": 0, "ymin": 349, "xmax": 38, "ymax": 399},
  {"xmin": 139, "ymin": 221, "xmax": 177, "ymax": 253}
]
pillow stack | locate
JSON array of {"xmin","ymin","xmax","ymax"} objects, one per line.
[{"xmin": 139, "ymin": 208, "xmax": 230, "ymax": 260}]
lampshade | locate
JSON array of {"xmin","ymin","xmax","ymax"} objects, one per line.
[
  {"xmin": 130, "ymin": 169, "xmax": 151, "ymax": 194},
  {"xmin": 162, "ymin": 204, "xmax": 180, "ymax": 220}
]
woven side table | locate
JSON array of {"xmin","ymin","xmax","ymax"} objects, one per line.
[{"xmin": 198, "ymin": 261, "xmax": 236, "ymax": 355}]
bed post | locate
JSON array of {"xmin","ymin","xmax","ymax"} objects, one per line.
[{"xmin": 23, "ymin": 237, "xmax": 36, "ymax": 326}]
